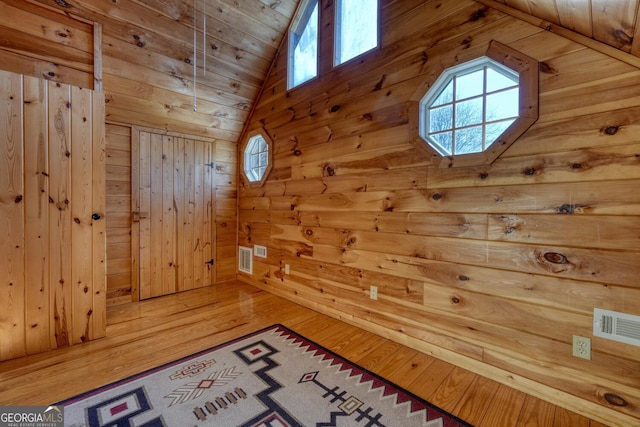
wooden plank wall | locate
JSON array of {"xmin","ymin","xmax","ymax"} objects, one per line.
[
  {"xmin": 0, "ymin": 69, "xmax": 105, "ymax": 361},
  {"xmin": 237, "ymin": 1, "xmax": 640, "ymax": 425},
  {"xmin": 105, "ymin": 124, "xmax": 132, "ymax": 305},
  {"xmin": 19, "ymin": 0, "xmax": 293, "ymax": 140},
  {"xmin": 0, "ymin": 0, "xmax": 94, "ymax": 89},
  {"xmin": 0, "ymin": 0, "xmax": 242, "ymax": 305}
]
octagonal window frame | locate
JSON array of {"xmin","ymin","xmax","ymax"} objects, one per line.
[
  {"xmin": 415, "ymin": 41, "xmax": 538, "ymax": 168},
  {"xmin": 241, "ymin": 128, "xmax": 273, "ymax": 187}
]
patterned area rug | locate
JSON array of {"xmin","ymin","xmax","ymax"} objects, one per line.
[{"xmin": 60, "ymin": 325, "xmax": 472, "ymax": 426}]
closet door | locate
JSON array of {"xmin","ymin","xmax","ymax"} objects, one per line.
[
  {"xmin": 135, "ymin": 130, "xmax": 215, "ymax": 299},
  {"xmin": 0, "ymin": 70, "xmax": 105, "ymax": 361}
]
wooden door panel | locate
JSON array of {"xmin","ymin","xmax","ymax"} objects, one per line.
[
  {"xmin": 0, "ymin": 70, "xmax": 105, "ymax": 361},
  {"xmin": 137, "ymin": 131, "xmax": 215, "ymax": 299},
  {"xmin": 0, "ymin": 70, "xmax": 25, "ymax": 360}
]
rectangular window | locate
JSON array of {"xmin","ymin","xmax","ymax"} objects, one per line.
[
  {"xmin": 334, "ymin": 0, "xmax": 379, "ymax": 66},
  {"xmin": 288, "ymin": 0, "xmax": 319, "ymax": 89}
]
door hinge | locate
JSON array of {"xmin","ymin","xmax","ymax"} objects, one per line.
[{"xmin": 205, "ymin": 259, "xmax": 215, "ymax": 266}]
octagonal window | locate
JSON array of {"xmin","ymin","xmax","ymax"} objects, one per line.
[
  {"xmin": 423, "ymin": 57, "xmax": 519, "ymax": 156},
  {"xmin": 242, "ymin": 129, "xmax": 273, "ymax": 186},
  {"xmin": 415, "ymin": 41, "xmax": 538, "ymax": 168}
]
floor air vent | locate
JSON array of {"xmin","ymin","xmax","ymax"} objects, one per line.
[
  {"xmin": 239, "ymin": 246, "xmax": 253, "ymax": 274},
  {"xmin": 594, "ymin": 308, "xmax": 640, "ymax": 346}
]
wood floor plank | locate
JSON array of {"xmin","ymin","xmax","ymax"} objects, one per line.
[
  {"xmin": 454, "ymin": 375, "xmax": 501, "ymax": 425},
  {"xmin": 0, "ymin": 281, "xmax": 615, "ymax": 427},
  {"xmin": 427, "ymin": 366, "xmax": 477, "ymax": 416},
  {"xmin": 353, "ymin": 339, "xmax": 404, "ymax": 372},
  {"xmin": 480, "ymin": 384, "xmax": 527, "ymax": 427},
  {"xmin": 517, "ymin": 395, "xmax": 557, "ymax": 426},
  {"xmin": 382, "ymin": 350, "xmax": 436, "ymax": 388},
  {"xmin": 553, "ymin": 406, "xmax": 590, "ymax": 427},
  {"xmin": 406, "ymin": 357, "xmax": 456, "ymax": 399}
]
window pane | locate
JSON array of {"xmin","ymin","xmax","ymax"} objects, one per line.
[
  {"xmin": 432, "ymin": 81, "xmax": 453, "ymax": 106},
  {"xmin": 430, "ymin": 132, "xmax": 453, "ymax": 155},
  {"xmin": 455, "ymin": 126, "xmax": 483, "ymax": 154},
  {"xmin": 486, "ymin": 119, "xmax": 514, "ymax": 146},
  {"xmin": 486, "ymin": 88, "xmax": 519, "ymax": 121},
  {"xmin": 250, "ymin": 153, "xmax": 259, "ymax": 169},
  {"xmin": 455, "ymin": 69, "xmax": 484, "ymax": 99},
  {"xmin": 487, "ymin": 67, "xmax": 517, "ymax": 92},
  {"xmin": 335, "ymin": 0, "xmax": 378, "ymax": 65},
  {"xmin": 289, "ymin": 0, "xmax": 318, "ymax": 88},
  {"xmin": 455, "ymin": 98, "xmax": 482, "ymax": 127},
  {"xmin": 429, "ymin": 105, "xmax": 453, "ymax": 132}
]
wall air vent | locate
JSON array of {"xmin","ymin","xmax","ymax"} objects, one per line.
[
  {"xmin": 239, "ymin": 246, "xmax": 253, "ymax": 274},
  {"xmin": 254, "ymin": 245, "xmax": 267, "ymax": 258},
  {"xmin": 594, "ymin": 308, "xmax": 640, "ymax": 347}
]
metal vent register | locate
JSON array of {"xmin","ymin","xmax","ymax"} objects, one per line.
[
  {"xmin": 239, "ymin": 246, "xmax": 253, "ymax": 274},
  {"xmin": 594, "ymin": 308, "xmax": 640, "ymax": 346}
]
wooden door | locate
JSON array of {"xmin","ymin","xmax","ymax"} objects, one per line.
[
  {"xmin": 134, "ymin": 130, "xmax": 215, "ymax": 299},
  {"xmin": 0, "ymin": 70, "xmax": 105, "ymax": 361}
]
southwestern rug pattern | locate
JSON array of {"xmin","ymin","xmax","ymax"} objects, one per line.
[{"xmin": 59, "ymin": 325, "xmax": 472, "ymax": 426}]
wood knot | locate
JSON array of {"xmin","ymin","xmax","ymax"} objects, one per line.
[
  {"xmin": 614, "ymin": 29, "xmax": 633, "ymax": 46},
  {"xmin": 330, "ymin": 105, "xmax": 340, "ymax": 112},
  {"xmin": 293, "ymin": 149, "xmax": 302, "ymax": 156},
  {"xmin": 543, "ymin": 252, "xmax": 568, "ymax": 264},
  {"xmin": 458, "ymin": 275, "xmax": 469, "ymax": 281},
  {"xmin": 451, "ymin": 296, "xmax": 461, "ymax": 304},
  {"xmin": 523, "ymin": 167, "xmax": 537, "ymax": 176},
  {"xmin": 14, "ymin": 195, "xmax": 23, "ymax": 203},
  {"xmin": 539, "ymin": 62, "xmax": 557, "ymax": 74},
  {"xmin": 305, "ymin": 229, "xmax": 313, "ymax": 236},
  {"xmin": 374, "ymin": 74, "xmax": 386, "ymax": 91},
  {"xmin": 571, "ymin": 163, "xmax": 582, "ymax": 169},
  {"xmin": 604, "ymin": 393, "xmax": 628, "ymax": 407},
  {"xmin": 470, "ymin": 8, "xmax": 486, "ymax": 21},
  {"xmin": 361, "ymin": 113, "xmax": 373, "ymax": 121},
  {"xmin": 432, "ymin": 193, "xmax": 442, "ymax": 201},
  {"xmin": 324, "ymin": 165, "xmax": 336, "ymax": 176},
  {"xmin": 603, "ymin": 125, "xmax": 619, "ymax": 135},
  {"xmin": 556, "ymin": 204, "xmax": 581, "ymax": 214},
  {"xmin": 53, "ymin": 0, "xmax": 73, "ymax": 7},
  {"xmin": 479, "ymin": 172, "xmax": 489, "ymax": 179}
]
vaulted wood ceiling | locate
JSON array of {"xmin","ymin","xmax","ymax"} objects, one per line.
[
  {"xmin": 488, "ymin": 0, "xmax": 640, "ymax": 55},
  {"xmin": 17, "ymin": 0, "xmax": 639, "ymax": 141}
]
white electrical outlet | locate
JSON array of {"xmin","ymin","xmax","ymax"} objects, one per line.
[
  {"xmin": 284, "ymin": 264, "xmax": 290, "ymax": 274},
  {"xmin": 370, "ymin": 285, "xmax": 378, "ymax": 300},
  {"xmin": 572, "ymin": 335, "xmax": 591, "ymax": 360}
]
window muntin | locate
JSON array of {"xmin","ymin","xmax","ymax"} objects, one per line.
[
  {"xmin": 334, "ymin": 0, "xmax": 379, "ymax": 66},
  {"xmin": 288, "ymin": 0, "xmax": 319, "ymax": 89},
  {"xmin": 421, "ymin": 57, "xmax": 519, "ymax": 156},
  {"xmin": 244, "ymin": 134, "xmax": 269, "ymax": 182}
]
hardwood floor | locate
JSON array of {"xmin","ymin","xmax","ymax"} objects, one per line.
[{"xmin": 0, "ymin": 281, "xmax": 609, "ymax": 427}]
